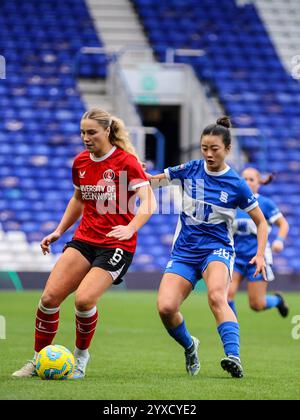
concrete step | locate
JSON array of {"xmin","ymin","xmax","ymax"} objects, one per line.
[
  {"xmin": 99, "ymin": 39, "xmax": 148, "ymax": 47},
  {"xmin": 95, "ymin": 20, "xmax": 141, "ymax": 31},
  {"xmin": 91, "ymin": 9, "xmax": 136, "ymax": 19},
  {"xmin": 88, "ymin": 0, "xmax": 131, "ymax": 7},
  {"xmin": 81, "ymin": 95, "xmax": 114, "ymax": 112},
  {"xmin": 86, "ymin": 0, "xmax": 155, "ymax": 63},
  {"xmin": 99, "ymin": 32, "xmax": 147, "ymax": 43},
  {"xmin": 78, "ymin": 80, "xmax": 107, "ymax": 94}
]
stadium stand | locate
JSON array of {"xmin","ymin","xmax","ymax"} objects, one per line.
[
  {"xmin": 0, "ymin": 0, "xmax": 299, "ymax": 276},
  {"xmin": 0, "ymin": 0, "xmax": 173, "ymax": 272},
  {"xmin": 251, "ymin": 0, "xmax": 300, "ymax": 75},
  {"xmin": 0, "ymin": 0, "xmax": 106, "ymax": 269}
]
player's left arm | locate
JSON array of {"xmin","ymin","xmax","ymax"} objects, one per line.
[
  {"xmin": 106, "ymin": 185, "xmax": 157, "ymax": 241},
  {"xmin": 248, "ymin": 206, "xmax": 268, "ymax": 280},
  {"xmin": 272, "ymin": 216, "xmax": 289, "ymax": 253}
]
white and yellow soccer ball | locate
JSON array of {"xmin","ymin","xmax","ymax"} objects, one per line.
[{"xmin": 36, "ymin": 344, "xmax": 75, "ymax": 380}]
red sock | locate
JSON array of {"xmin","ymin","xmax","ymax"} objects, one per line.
[
  {"xmin": 75, "ymin": 307, "xmax": 98, "ymax": 351},
  {"xmin": 35, "ymin": 302, "xmax": 59, "ymax": 352}
]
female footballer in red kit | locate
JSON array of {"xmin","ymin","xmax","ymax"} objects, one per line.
[{"xmin": 12, "ymin": 108, "xmax": 156, "ymax": 379}]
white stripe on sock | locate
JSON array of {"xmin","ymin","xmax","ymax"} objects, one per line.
[
  {"xmin": 38, "ymin": 300, "xmax": 59, "ymax": 315},
  {"xmin": 75, "ymin": 306, "xmax": 97, "ymax": 318}
]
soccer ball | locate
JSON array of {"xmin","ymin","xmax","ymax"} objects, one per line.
[{"xmin": 36, "ymin": 344, "xmax": 75, "ymax": 380}]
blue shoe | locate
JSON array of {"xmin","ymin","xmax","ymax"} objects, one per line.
[
  {"xmin": 71, "ymin": 353, "xmax": 90, "ymax": 379},
  {"xmin": 185, "ymin": 337, "xmax": 200, "ymax": 376},
  {"xmin": 221, "ymin": 355, "xmax": 243, "ymax": 378}
]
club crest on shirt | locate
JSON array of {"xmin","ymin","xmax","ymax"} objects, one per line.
[
  {"xmin": 103, "ymin": 169, "xmax": 115, "ymax": 182},
  {"xmin": 172, "ymin": 163, "xmax": 186, "ymax": 172},
  {"xmin": 79, "ymin": 170, "xmax": 86, "ymax": 179},
  {"xmin": 219, "ymin": 191, "xmax": 229, "ymax": 203}
]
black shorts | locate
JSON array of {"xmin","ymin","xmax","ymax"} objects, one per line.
[{"xmin": 64, "ymin": 240, "xmax": 134, "ymax": 285}]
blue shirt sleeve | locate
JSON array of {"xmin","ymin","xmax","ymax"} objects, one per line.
[
  {"xmin": 164, "ymin": 161, "xmax": 195, "ymax": 185},
  {"xmin": 263, "ymin": 198, "xmax": 282, "ymax": 223},
  {"xmin": 237, "ymin": 179, "xmax": 258, "ymax": 212}
]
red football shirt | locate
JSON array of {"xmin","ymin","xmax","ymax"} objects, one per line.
[{"xmin": 72, "ymin": 146, "xmax": 149, "ymax": 253}]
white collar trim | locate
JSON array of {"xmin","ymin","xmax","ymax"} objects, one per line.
[
  {"xmin": 90, "ymin": 146, "xmax": 117, "ymax": 162},
  {"xmin": 204, "ymin": 162, "xmax": 231, "ymax": 176}
]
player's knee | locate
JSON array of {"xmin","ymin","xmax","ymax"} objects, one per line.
[
  {"xmin": 208, "ymin": 290, "xmax": 226, "ymax": 310},
  {"xmin": 40, "ymin": 293, "xmax": 61, "ymax": 309},
  {"xmin": 157, "ymin": 299, "xmax": 178, "ymax": 317},
  {"xmin": 75, "ymin": 295, "xmax": 95, "ymax": 313},
  {"xmin": 249, "ymin": 299, "xmax": 265, "ymax": 312}
]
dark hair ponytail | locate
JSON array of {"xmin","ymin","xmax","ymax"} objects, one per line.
[
  {"xmin": 260, "ymin": 173, "xmax": 274, "ymax": 185},
  {"xmin": 201, "ymin": 115, "xmax": 232, "ymax": 147},
  {"xmin": 216, "ymin": 116, "xmax": 231, "ymax": 129},
  {"xmin": 244, "ymin": 167, "xmax": 274, "ymax": 185}
]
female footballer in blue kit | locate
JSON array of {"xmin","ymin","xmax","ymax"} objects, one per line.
[
  {"xmin": 228, "ymin": 167, "xmax": 289, "ymax": 318},
  {"xmin": 150, "ymin": 117, "xmax": 268, "ymax": 378}
]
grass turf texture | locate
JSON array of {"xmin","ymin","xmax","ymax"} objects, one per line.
[{"xmin": 0, "ymin": 291, "xmax": 299, "ymax": 400}]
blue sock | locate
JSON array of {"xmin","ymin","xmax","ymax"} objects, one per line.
[
  {"xmin": 217, "ymin": 321, "xmax": 240, "ymax": 358},
  {"xmin": 228, "ymin": 300, "xmax": 238, "ymax": 318},
  {"xmin": 167, "ymin": 320, "xmax": 193, "ymax": 350},
  {"xmin": 265, "ymin": 295, "xmax": 281, "ymax": 310}
]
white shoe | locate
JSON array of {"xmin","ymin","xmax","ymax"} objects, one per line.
[
  {"xmin": 185, "ymin": 336, "xmax": 200, "ymax": 376},
  {"xmin": 71, "ymin": 353, "xmax": 90, "ymax": 379},
  {"xmin": 12, "ymin": 360, "xmax": 37, "ymax": 378}
]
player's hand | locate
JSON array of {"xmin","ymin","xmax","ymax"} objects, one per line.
[
  {"xmin": 40, "ymin": 231, "xmax": 61, "ymax": 255},
  {"xmin": 249, "ymin": 255, "xmax": 267, "ymax": 281},
  {"xmin": 106, "ymin": 225, "xmax": 136, "ymax": 241},
  {"xmin": 272, "ymin": 239, "xmax": 284, "ymax": 253}
]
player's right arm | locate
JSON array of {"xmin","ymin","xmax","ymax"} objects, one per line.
[
  {"xmin": 150, "ymin": 173, "xmax": 167, "ymax": 181},
  {"xmin": 40, "ymin": 188, "xmax": 84, "ymax": 255},
  {"xmin": 147, "ymin": 172, "xmax": 169, "ymax": 189}
]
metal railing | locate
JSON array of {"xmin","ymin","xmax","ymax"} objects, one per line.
[{"xmin": 165, "ymin": 48, "xmax": 205, "ymax": 64}]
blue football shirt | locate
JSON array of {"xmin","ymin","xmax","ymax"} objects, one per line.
[{"xmin": 164, "ymin": 160, "xmax": 258, "ymax": 263}]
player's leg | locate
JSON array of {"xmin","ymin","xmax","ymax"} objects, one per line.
[
  {"xmin": 203, "ymin": 261, "xmax": 243, "ymax": 378},
  {"xmin": 71, "ymin": 247, "xmax": 134, "ymax": 378},
  {"xmin": 247, "ymin": 280, "xmax": 289, "ymax": 317},
  {"xmin": 246, "ymin": 262, "xmax": 289, "ymax": 316},
  {"xmin": 72, "ymin": 267, "xmax": 114, "ymax": 378},
  {"xmin": 227, "ymin": 270, "xmax": 243, "ymax": 318},
  {"xmin": 71, "ymin": 247, "xmax": 134, "ymax": 379},
  {"xmin": 247, "ymin": 280, "xmax": 268, "ymax": 311},
  {"xmin": 12, "ymin": 247, "xmax": 91, "ymax": 378},
  {"xmin": 157, "ymin": 271, "xmax": 200, "ymax": 375},
  {"xmin": 203, "ymin": 261, "xmax": 236, "ymax": 324},
  {"xmin": 157, "ymin": 273, "xmax": 193, "ymax": 329}
]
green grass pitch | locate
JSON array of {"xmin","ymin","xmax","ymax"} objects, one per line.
[{"xmin": 0, "ymin": 290, "xmax": 299, "ymax": 400}]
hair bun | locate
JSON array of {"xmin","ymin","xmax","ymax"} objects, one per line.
[{"xmin": 216, "ymin": 116, "xmax": 231, "ymax": 129}]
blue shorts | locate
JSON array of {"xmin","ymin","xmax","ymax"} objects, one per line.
[
  {"xmin": 164, "ymin": 248, "xmax": 234, "ymax": 289},
  {"xmin": 234, "ymin": 261, "xmax": 274, "ymax": 282}
]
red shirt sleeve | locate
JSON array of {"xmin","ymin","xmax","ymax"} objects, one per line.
[
  {"xmin": 72, "ymin": 158, "xmax": 80, "ymax": 190},
  {"xmin": 125, "ymin": 155, "xmax": 149, "ymax": 191}
]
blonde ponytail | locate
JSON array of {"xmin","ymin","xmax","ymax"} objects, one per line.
[{"xmin": 109, "ymin": 116, "xmax": 139, "ymax": 160}]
